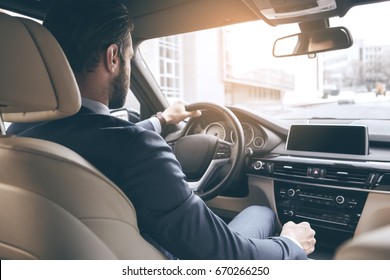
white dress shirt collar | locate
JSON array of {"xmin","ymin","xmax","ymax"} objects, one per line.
[{"xmin": 81, "ymin": 97, "xmax": 111, "ymax": 115}]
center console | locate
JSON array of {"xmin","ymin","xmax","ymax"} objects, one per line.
[
  {"xmin": 274, "ymin": 181, "xmax": 369, "ymax": 258},
  {"xmin": 275, "ymin": 182, "xmax": 367, "ymax": 233}
]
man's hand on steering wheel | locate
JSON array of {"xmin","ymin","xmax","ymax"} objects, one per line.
[{"xmin": 161, "ymin": 100, "xmax": 202, "ymax": 125}]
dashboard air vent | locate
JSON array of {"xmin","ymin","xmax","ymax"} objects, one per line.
[
  {"xmin": 324, "ymin": 167, "xmax": 371, "ymax": 184},
  {"xmin": 273, "ymin": 163, "xmax": 308, "ymax": 177},
  {"xmin": 269, "ymin": 161, "xmax": 377, "ymax": 188}
]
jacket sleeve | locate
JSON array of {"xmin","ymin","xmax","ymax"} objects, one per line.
[
  {"xmin": 136, "ymin": 119, "xmax": 157, "ymax": 131},
  {"xmin": 119, "ymin": 129, "xmax": 306, "ymax": 260}
]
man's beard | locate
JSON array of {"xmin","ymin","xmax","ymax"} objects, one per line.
[{"xmin": 108, "ymin": 68, "xmax": 129, "ymax": 109}]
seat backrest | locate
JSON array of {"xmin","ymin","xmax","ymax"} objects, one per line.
[
  {"xmin": 334, "ymin": 225, "xmax": 390, "ymax": 260},
  {"xmin": 0, "ymin": 12, "xmax": 166, "ymax": 259}
]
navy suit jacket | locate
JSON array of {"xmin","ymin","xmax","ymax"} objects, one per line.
[{"xmin": 9, "ymin": 107, "xmax": 306, "ymax": 259}]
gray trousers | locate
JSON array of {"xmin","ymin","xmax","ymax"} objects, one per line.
[{"xmin": 228, "ymin": 205, "xmax": 277, "ymax": 239}]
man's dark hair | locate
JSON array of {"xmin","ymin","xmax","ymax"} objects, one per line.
[{"xmin": 43, "ymin": 0, "xmax": 134, "ymax": 74}]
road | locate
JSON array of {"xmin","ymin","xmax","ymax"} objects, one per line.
[{"xmin": 254, "ymin": 92, "xmax": 390, "ymax": 120}]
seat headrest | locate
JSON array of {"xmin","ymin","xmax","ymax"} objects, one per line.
[{"xmin": 0, "ymin": 13, "xmax": 81, "ymax": 122}]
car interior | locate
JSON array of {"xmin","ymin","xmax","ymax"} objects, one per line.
[{"xmin": 1, "ymin": 0, "xmax": 390, "ymax": 260}]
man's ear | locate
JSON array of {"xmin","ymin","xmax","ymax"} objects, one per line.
[{"xmin": 105, "ymin": 44, "xmax": 120, "ymax": 73}]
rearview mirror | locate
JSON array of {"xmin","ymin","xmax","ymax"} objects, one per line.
[{"xmin": 273, "ymin": 27, "xmax": 353, "ymax": 57}]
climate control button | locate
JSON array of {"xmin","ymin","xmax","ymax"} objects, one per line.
[
  {"xmin": 335, "ymin": 195, "xmax": 345, "ymax": 204},
  {"xmin": 287, "ymin": 189, "xmax": 296, "ymax": 197}
]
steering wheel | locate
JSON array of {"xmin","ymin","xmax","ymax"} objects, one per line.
[{"xmin": 166, "ymin": 102, "xmax": 245, "ymax": 201}]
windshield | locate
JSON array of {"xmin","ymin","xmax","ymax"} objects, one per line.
[{"xmin": 139, "ymin": 1, "xmax": 390, "ymax": 121}]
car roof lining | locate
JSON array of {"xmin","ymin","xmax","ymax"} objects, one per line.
[
  {"xmin": 0, "ymin": 0, "xmax": 385, "ymax": 42},
  {"xmin": 0, "ymin": 0, "xmax": 258, "ymax": 41}
]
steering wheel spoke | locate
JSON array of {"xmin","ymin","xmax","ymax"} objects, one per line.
[
  {"xmin": 213, "ymin": 140, "xmax": 232, "ymax": 160},
  {"xmin": 187, "ymin": 158, "xmax": 230, "ymax": 192}
]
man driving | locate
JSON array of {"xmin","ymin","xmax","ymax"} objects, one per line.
[{"xmin": 8, "ymin": 0, "xmax": 315, "ymax": 259}]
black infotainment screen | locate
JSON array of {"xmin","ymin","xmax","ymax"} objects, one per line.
[{"xmin": 286, "ymin": 124, "xmax": 368, "ymax": 155}]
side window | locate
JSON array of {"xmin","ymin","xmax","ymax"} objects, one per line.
[
  {"xmin": 124, "ymin": 89, "xmax": 141, "ymax": 113},
  {"xmin": 140, "ymin": 36, "xmax": 183, "ymax": 104}
]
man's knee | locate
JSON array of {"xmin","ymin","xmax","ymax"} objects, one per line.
[
  {"xmin": 243, "ymin": 205, "xmax": 276, "ymax": 224},
  {"xmin": 229, "ymin": 205, "xmax": 277, "ymax": 239}
]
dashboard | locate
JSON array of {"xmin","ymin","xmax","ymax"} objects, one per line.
[
  {"xmin": 187, "ymin": 120, "xmax": 266, "ymax": 150},
  {"xmin": 185, "ymin": 107, "xmax": 390, "ymax": 258},
  {"xmin": 203, "ymin": 121, "xmax": 264, "ymax": 148},
  {"xmin": 184, "ymin": 109, "xmax": 281, "ymax": 155}
]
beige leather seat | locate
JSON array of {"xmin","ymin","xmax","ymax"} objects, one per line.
[
  {"xmin": 334, "ymin": 225, "xmax": 390, "ymax": 259},
  {"xmin": 0, "ymin": 13, "xmax": 166, "ymax": 259}
]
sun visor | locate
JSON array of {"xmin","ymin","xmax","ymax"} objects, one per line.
[{"xmin": 242, "ymin": 0, "xmax": 339, "ymax": 25}]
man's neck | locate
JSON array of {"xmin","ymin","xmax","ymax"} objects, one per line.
[{"xmin": 75, "ymin": 71, "xmax": 110, "ymax": 106}]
